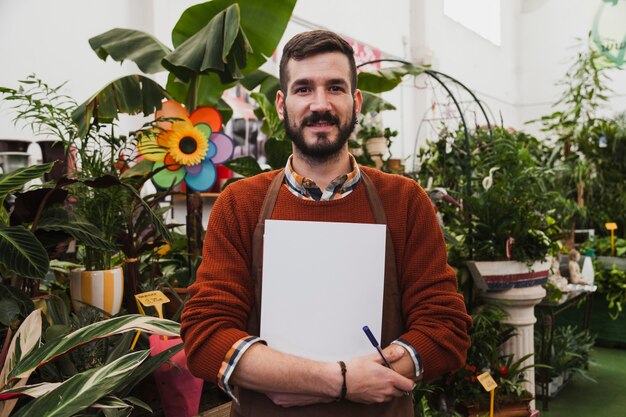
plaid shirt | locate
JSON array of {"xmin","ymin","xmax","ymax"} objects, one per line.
[
  {"xmin": 217, "ymin": 156, "xmax": 422, "ymax": 402},
  {"xmin": 283, "ymin": 154, "xmax": 361, "ymax": 201}
]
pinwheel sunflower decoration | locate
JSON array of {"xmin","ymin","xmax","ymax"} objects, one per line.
[{"xmin": 138, "ymin": 100, "xmax": 234, "ymax": 192}]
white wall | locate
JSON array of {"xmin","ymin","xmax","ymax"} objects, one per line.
[
  {"xmin": 2, "ymin": 0, "xmax": 626, "ymax": 171},
  {"xmin": 518, "ymin": 0, "xmax": 626, "ymax": 135}
]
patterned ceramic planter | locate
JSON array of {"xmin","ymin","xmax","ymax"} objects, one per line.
[
  {"xmin": 467, "ymin": 259, "xmax": 551, "ymax": 291},
  {"xmin": 70, "ymin": 267, "xmax": 124, "ymax": 315}
]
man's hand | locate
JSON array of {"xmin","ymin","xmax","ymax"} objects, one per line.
[
  {"xmin": 343, "ymin": 351, "xmax": 415, "ymax": 404},
  {"xmin": 383, "ymin": 344, "xmax": 418, "ymax": 380}
]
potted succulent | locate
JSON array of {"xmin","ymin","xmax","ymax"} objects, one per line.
[{"xmin": 418, "ymin": 126, "xmax": 562, "ymax": 290}]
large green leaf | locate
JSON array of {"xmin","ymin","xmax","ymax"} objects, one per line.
[
  {"xmin": 0, "ymin": 226, "xmax": 49, "ymax": 279},
  {"xmin": 241, "ymin": 70, "xmax": 280, "ymax": 103},
  {"xmin": 357, "ymin": 64, "xmax": 427, "ymax": 93},
  {"xmin": 6, "ymin": 315, "xmax": 179, "ymax": 385},
  {"xmin": 0, "ymin": 163, "xmax": 55, "ymax": 224},
  {"xmin": 264, "ymin": 138, "xmax": 292, "ymax": 170},
  {"xmin": 72, "ymin": 75, "xmax": 170, "ymax": 138},
  {"xmin": 250, "ymin": 92, "xmax": 284, "ymax": 139},
  {"xmin": 36, "ymin": 207, "xmax": 116, "ymax": 251},
  {"xmin": 224, "ymin": 156, "xmax": 265, "ymax": 178},
  {"xmin": 163, "ymin": 4, "xmax": 251, "ymax": 84},
  {"xmin": 89, "ymin": 28, "xmax": 172, "ymax": 74},
  {"xmin": 360, "ymin": 91, "xmax": 397, "ymax": 114},
  {"xmin": 11, "ymin": 350, "xmax": 150, "ymax": 417},
  {"xmin": 172, "ymin": 0, "xmax": 296, "ymax": 73}
]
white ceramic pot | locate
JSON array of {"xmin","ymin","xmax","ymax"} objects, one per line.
[
  {"xmin": 467, "ymin": 259, "xmax": 551, "ymax": 291},
  {"xmin": 70, "ymin": 267, "xmax": 124, "ymax": 315},
  {"xmin": 364, "ymin": 136, "xmax": 387, "ymax": 156}
]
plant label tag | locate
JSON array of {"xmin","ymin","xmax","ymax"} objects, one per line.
[
  {"xmin": 477, "ymin": 371, "xmax": 497, "ymax": 392},
  {"xmin": 135, "ymin": 291, "xmax": 170, "ymax": 307}
]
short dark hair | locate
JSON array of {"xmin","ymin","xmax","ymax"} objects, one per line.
[{"xmin": 279, "ymin": 30, "xmax": 357, "ymax": 94}]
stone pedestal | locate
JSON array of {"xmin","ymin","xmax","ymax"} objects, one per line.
[{"xmin": 481, "ymin": 285, "xmax": 546, "ymax": 409}]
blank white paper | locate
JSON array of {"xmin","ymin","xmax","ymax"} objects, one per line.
[{"xmin": 260, "ymin": 219, "xmax": 386, "ymax": 362}]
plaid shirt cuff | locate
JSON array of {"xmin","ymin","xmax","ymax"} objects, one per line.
[
  {"xmin": 217, "ymin": 336, "xmax": 265, "ymax": 405},
  {"xmin": 392, "ymin": 339, "xmax": 423, "ymax": 379}
]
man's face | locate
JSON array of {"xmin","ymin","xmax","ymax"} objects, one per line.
[{"xmin": 276, "ymin": 52, "xmax": 362, "ymax": 162}]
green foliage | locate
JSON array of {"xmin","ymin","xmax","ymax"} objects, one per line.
[
  {"xmin": 0, "ymin": 304, "xmax": 181, "ymax": 416},
  {"xmin": 535, "ymin": 325, "xmax": 596, "ymax": 380},
  {"xmin": 441, "ymin": 304, "xmax": 538, "ymax": 410},
  {"xmin": 593, "ymin": 261, "xmax": 626, "ymax": 319},
  {"xmin": 581, "ymin": 236, "xmax": 626, "ymax": 257},
  {"xmin": 532, "ymin": 39, "xmax": 626, "ymax": 238},
  {"xmin": 357, "ymin": 63, "xmax": 427, "ymax": 93},
  {"xmin": 417, "ymin": 126, "xmax": 562, "ymax": 263}
]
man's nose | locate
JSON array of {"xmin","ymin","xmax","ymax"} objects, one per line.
[{"xmin": 309, "ymin": 89, "xmax": 331, "ymax": 112}]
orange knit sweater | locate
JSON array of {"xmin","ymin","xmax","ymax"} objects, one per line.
[{"xmin": 181, "ymin": 167, "xmax": 471, "ymax": 383}]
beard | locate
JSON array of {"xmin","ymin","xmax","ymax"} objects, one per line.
[{"xmin": 283, "ymin": 105, "xmax": 357, "ymax": 164}]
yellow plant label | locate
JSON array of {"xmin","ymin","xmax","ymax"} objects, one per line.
[
  {"xmin": 135, "ymin": 291, "xmax": 170, "ymax": 307},
  {"xmin": 605, "ymin": 222, "xmax": 618, "ymax": 231},
  {"xmin": 477, "ymin": 371, "xmax": 497, "ymax": 392}
]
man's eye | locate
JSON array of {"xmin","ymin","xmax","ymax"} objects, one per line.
[
  {"xmin": 329, "ymin": 86, "xmax": 344, "ymax": 93},
  {"xmin": 295, "ymin": 87, "xmax": 311, "ymax": 94}
]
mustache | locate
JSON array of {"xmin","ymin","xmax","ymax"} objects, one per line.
[{"xmin": 301, "ymin": 111, "xmax": 340, "ymax": 126}]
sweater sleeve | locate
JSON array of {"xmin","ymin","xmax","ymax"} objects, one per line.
[
  {"xmin": 180, "ymin": 187, "xmax": 256, "ymax": 383},
  {"xmin": 396, "ymin": 182, "xmax": 472, "ymax": 381}
]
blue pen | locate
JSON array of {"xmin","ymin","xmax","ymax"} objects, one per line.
[
  {"xmin": 362, "ymin": 325, "xmax": 393, "ymax": 369},
  {"xmin": 363, "ymin": 325, "xmax": 411, "ymax": 396}
]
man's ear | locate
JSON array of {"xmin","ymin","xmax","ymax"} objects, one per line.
[
  {"xmin": 276, "ymin": 90, "xmax": 285, "ymax": 120},
  {"xmin": 353, "ymin": 89, "xmax": 363, "ymax": 116}
]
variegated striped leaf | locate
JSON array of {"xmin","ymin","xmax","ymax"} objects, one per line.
[
  {"xmin": 0, "ymin": 309, "xmax": 42, "ymax": 387},
  {"xmin": 0, "ymin": 381, "xmax": 61, "ymax": 400},
  {"xmin": 6, "ymin": 315, "xmax": 179, "ymax": 383},
  {"xmin": 11, "ymin": 350, "xmax": 150, "ymax": 417}
]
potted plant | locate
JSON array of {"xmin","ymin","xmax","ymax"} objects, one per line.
[
  {"xmin": 349, "ymin": 111, "xmax": 398, "ymax": 169},
  {"xmin": 418, "ymin": 126, "xmax": 562, "ymax": 290},
  {"xmin": 434, "ymin": 304, "xmax": 542, "ymax": 417},
  {"xmin": 0, "ymin": 297, "xmax": 181, "ymax": 416},
  {"xmin": 534, "ymin": 324, "xmax": 595, "ymax": 398}
]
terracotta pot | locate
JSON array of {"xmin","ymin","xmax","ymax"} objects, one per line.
[
  {"xmin": 467, "ymin": 259, "xmax": 551, "ymax": 291},
  {"xmin": 70, "ymin": 267, "xmax": 124, "ymax": 315}
]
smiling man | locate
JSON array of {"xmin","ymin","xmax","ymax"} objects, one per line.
[{"xmin": 181, "ymin": 30, "xmax": 471, "ymax": 417}]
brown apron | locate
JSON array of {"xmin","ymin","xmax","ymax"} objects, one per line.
[{"xmin": 232, "ymin": 170, "xmax": 413, "ymax": 417}]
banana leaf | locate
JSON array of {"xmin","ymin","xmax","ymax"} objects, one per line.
[
  {"xmin": 360, "ymin": 91, "xmax": 397, "ymax": 114},
  {"xmin": 163, "ymin": 4, "xmax": 251, "ymax": 84},
  {"xmin": 89, "ymin": 28, "xmax": 172, "ymax": 74},
  {"xmin": 172, "ymin": 0, "xmax": 296, "ymax": 73},
  {"xmin": 358, "ymin": 63, "xmax": 427, "ymax": 94},
  {"xmin": 72, "ymin": 75, "xmax": 170, "ymax": 138}
]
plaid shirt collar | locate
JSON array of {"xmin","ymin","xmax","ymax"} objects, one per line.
[{"xmin": 283, "ymin": 154, "xmax": 361, "ymax": 201}]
